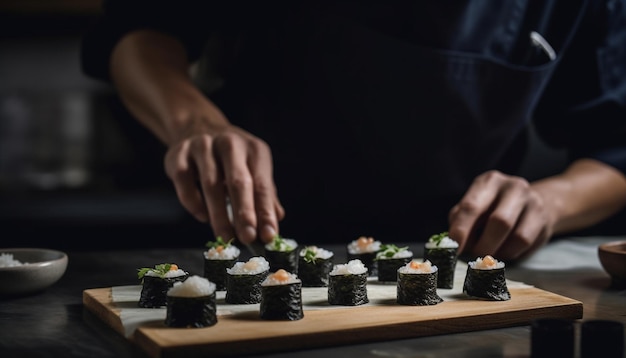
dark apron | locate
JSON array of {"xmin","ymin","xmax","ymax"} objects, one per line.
[{"xmin": 212, "ymin": 1, "xmax": 587, "ymax": 243}]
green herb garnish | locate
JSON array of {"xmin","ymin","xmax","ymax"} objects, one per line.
[
  {"xmin": 376, "ymin": 244, "xmax": 408, "ymax": 260},
  {"xmin": 302, "ymin": 246, "xmax": 318, "ymax": 264},
  {"xmin": 428, "ymin": 231, "xmax": 449, "ymax": 247},
  {"xmin": 137, "ymin": 263, "xmax": 174, "ymax": 280},
  {"xmin": 205, "ymin": 236, "xmax": 233, "ymax": 249},
  {"xmin": 270, "ymin": 235, "xmax": 294, "ymax": 252}
]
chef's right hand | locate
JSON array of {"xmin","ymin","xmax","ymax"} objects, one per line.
[{"xmin": 163, "ymin": 123, "xmax": 285, "ymax": 245}]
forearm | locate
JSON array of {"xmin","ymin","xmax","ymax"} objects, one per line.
[
  {"xmin": 531, "ymin": 158, "xmax": 626, "ymax": 235},
  {"xmin": 109, "ymin": 29, "xmax": 228, "ymax": 145}
]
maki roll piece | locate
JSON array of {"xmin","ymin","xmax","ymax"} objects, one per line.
[
  {"xmin": 328, "ymin": 259, "xmax": 369, "ymax": 306},
  {"xmin": 225, "ymin": 256, "xmax": 270, "ymax": 304},
  {"xmin": 423, "ymin": 231, "xmax": 459, "ymax": 289},
  {"xmin": 298, "ymin": 245, "xmax": 334, "ymax": 287},
  {"xmin": 203, "ymin": 236, "xmax": 240, "ymax": 291},
  {"xmin": 260, "ymin": 269, "xmax": 304, "ymax": 321},
  {"xmin": 347, "ymin": 236, "xmax": 382, "ymax": 277},
  {"xmin": 375, "ymin": 244, "xmax": 413, "ymax": 282},
  {"xmin": 397, "ymin": 259, "xmax": 443, "ymax": 306},
  {"xmin": 165, "ymin": 275, "xmax": 218, "ymax": 328},
  {"xmin": 137, "ymin": 263, "xmax": 189, "ymax": 308},
  {"xmin": 264, "ymin": 236, "xmax": 299, "ymax": 274},
  {"xmin": 463, "ymin": 255, "xmax": 511, "ymax": 301}
]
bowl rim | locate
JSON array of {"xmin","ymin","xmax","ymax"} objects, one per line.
[
  {"xmin": 598, "ymin": 240, "xmax": 626, "ymax": 255},
  {"xmin": 0, "ymin": 248, "xmax": 68, "ymax": 270}
]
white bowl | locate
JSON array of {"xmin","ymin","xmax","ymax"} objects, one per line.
[{"xmin": 0, "ymin": 248, "xmax": 68, "ymax": 296}]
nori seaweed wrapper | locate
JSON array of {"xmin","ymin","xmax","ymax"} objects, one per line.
[
  {"xmin": 165, "ymin": 293, "xmax": 218, "ymax": 328},
  {"xmin": 225, "ymin": 270, "xmax": 269, "ymax": 304},
  {"xmin": 463, "ymin": 266, "xmax": 511, "ymax": 301},
  {"xmin": 397, "ymin": 270, "xmax": 443, "ymax": 306},
  {"xmin": 423, "ymin": 247, "xmax": 458, "ymax": 289},
  {"xmin": 377, "ymin": 257, "xmax": 412, "ymax": 282},
  {"xmin": 260, "ymin": 282, "xmax": 304, "ymax": 321},
  {"xmin": 203, "ymin": 258, "xmax": 237, "ymax": 291},
  {"xmin": 347, "ymin": 252, "xmax": 378, "ymax": 277},
  {"xmin": 328, "ymin": 272, "xmax": 369, "ymax": 306},
  {"xmin": 298, "ymin": 256, "xmax": 333, "ymax": 287},
  {"xmin": 265, "ymin": 249, "xmax": 299, "ymax": 274},
  {"xmin": 139, "ymin": 274, "xmax": 188, "ymax": 308}
]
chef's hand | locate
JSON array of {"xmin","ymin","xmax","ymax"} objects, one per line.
[
  {"xmin": 163, "ymin": 124, "xmax": 285, "ymax": 246},
  {"xmin": 448, "ymin": 170, "xmax": 554, "ymax": 262}
]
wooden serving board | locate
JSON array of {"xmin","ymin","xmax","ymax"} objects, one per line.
[{"xmin": 83, "ymin": 275, "xmax": 582, "ymax": 358}]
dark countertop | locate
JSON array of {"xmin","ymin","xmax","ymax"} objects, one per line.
[{"xmin": 1, "ymin": 236, "xmax": 625, "ymax": 358}]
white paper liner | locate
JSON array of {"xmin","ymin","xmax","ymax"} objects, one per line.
[{"xmin": 113, "ymin": 259, "xmax": 531, "ymax": 337}]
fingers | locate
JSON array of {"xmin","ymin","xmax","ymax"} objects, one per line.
[
  {"xmin": 248, "ymin": 141, "xmax": 282, "ymax": 244},
  {"xmin": 164, "ymin": 141, "xmax": 210, "ymax": 223},
  {"xmin": 214, "ymin": 131, "xmax": 282, "ymax": 245},
  {"xmin": 190, "ymin": 135, "xmax": 237, "ymax": 242},
  {"xmin": 471, "ymin": 176, "xmax": 528, "ymax": 256},
  {"xmin": 449, "ymin": 171, "xmax": 501, "ymax": 255},
  {"xmin": 449, "ymin": 171, "xmax": 550, "ymax": 261},
  {"xmin": 165, "ymin": 126, "xmax": 283, "ymax": 246}
]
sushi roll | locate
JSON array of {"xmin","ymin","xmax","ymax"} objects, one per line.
[
  {"xmin": 137, "ymin": 263, "xmax": 189, "ymax": 308},
  {"xmin": 375, "ymin": 244, "xmax": 413, "ymax": 282},
  {"xmin": 423, "ymin": 232, "xmax": 459, "ymax": 289},
  {"xmin": 328, "ymin": 259, "xmax": 369, "ymax": 306},
  {"xmin": 264, "ymin": 236, "xmax": 299, "ymax": 274},
  {"xmin": 203, "ymin": 236, "xmax": 240, "ymax": 291},
  {"xmin": 397, "ymin": 259, "xmax": 443, "ymax": 306},
  {"xmin": 347, "ymin": 236, "xmax": 382, "ymax": 277},
  {"xmin": 225, "ymin": 256, "xmax": 270, "ymax": 304},
  {"xmin": 260, "ymin": 269, "xmax": 304, "ymax": 321},
  {"xmin": 165, "ymin": 275, "xmax": 218, "ymax": 328},
  {"xmin": 298, "ymin": 245, "xmax": 334, "ymax": 287},
  {"xmin": 463, "ymin": 255, "xmax": 511, "ymax": 301}
]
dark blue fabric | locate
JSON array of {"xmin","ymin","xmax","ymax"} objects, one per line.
[{"xmin": 81, "ymin": 1, "xmax": 626, "ymax": 242}]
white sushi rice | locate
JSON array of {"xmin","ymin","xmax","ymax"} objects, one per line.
[
  {"xmin": 0, "ymin": 253, "xmax": 27, "ymax": 267},
  {"xmin": 347, "ymin": 237, "xmax": 381, "ymax": 254},
  {"xmin": 145, "ymin": 268, "xmax": 188, "ymax": 278},
  {"xmin": 398, "ymin": 260, "xmax": 438, "ymax": 274},
  {"xmin": 265, "ymin": 237, "xmax": 298, "ymax": 252},
  {"xmin": 330, "ymin": 259, "xmax": 368, "ymax": 276},
  {"xmin": 469, "ymin": 256, "xmax": 505, "ymax": 270},
  {"xmin": 204, "ymin": 245, "xmax": 240, "ymax": 260},
  {"xmin": 425, "ymin": 235, "xmax": 459, "ymax": 249},
  {"xmin": 227, "ymin": 256, "xmax": 270, "ymax": 275},
  {"xmin": 168, "ymin": 275, "xmax": 216, "ymax": 297},
  {"xmin": 261, "ymin": 270, "xmax": 301, "ymax": 286},
  {"xmin": 299, "ymin": 246, "xmax": 334, "ymax": 259}
]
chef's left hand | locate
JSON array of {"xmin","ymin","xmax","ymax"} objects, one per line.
[{"xmin": 448, "ymin": 170, "xmax": 554, "ymax": 261}]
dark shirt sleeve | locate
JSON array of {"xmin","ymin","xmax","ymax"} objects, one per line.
[
  {"xmin": 80, "ymin": 0, "xmax": 219, "ymax": 82},
  {"xmin": 533, "ymin": 0, "xmax": 626, "ymax": 174}
]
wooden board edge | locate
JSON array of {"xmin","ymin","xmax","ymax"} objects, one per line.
[
  {"xmin": 140, "ymin": 301, "xmax": 582, "ymax": 358},
  {"xmin": 83, "ymin": 287, "xmax": 126, "ymax": 337},
  {"xmin": 84, "ymin": 285, "xmax": 583, "ymax": 358},
  {"xmin": 133, "ymin": 288, "xmax": 583, "ymax": 358}
]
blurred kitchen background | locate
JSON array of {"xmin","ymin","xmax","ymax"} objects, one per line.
[
  {"xmin": 2, "ymin": 1, "xmax": 622, "ymax": 251},
  {"xmin": 0, "ymin": 0, "xmax": 208, "ymax": 250}
]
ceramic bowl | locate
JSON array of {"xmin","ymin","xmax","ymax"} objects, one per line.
[
  {"xmin": 598, "ymin": 240, "xmax": 626, "ymax": 287},
  {"xmin": 0, "ymin": 248, "xmax": 68, "ymax": 297}
]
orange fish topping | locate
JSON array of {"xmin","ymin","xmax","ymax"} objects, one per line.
[
  {"xmin": 482, "ymin": 255, "xmax": 496, "ymax": 267},
  {"xmin": 170, "ymin": 264, "xmax": 179, "ymax": 271},
  {"xmin": 272, "ymin": 269, "xmax": 290, "ymax": 282},
  {"xmin": 357, "ymin": 236, "xmax": 374, "ymax": 248}
]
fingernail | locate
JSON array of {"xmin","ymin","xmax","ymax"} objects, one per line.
[
  {"xmin": 261, "ymin": 225, "xmax": 276, "ymax": 240},
  {"xmin": 242, "ymin": 225, "xmax": 257, "ymax": 242}
]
